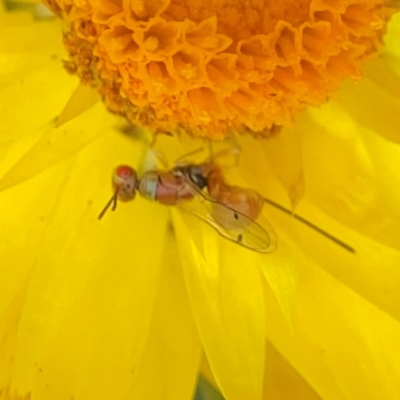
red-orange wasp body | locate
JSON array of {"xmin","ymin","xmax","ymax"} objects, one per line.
[
  {"xmin": 99, "ymin": 156, "xmax": 355, "ymax": 253},
  {"xmin": 99, "ymin": 161, "xmax": 277, "ymax": 253}
]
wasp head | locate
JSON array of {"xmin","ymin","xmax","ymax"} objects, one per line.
[{"xmin": 113, "ymin": 165, "xmax": 138, "ymax": 201}]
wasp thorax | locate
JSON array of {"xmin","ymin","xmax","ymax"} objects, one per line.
[
  {"xmin": 112, "ymin": 165, "xmax": 138, "ymax": 201},
  {"xmin": 188, "ymin": 165, "xmax": 208, "ymax": 190}
]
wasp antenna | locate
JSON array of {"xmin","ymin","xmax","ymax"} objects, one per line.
[
  {"xmin": 98, "ymin": 190, "xmax": 118, "ymax": 220},
  {"xmin": 262, "ymin": 197, "xmax": 355, "ymax": 253},
  {"xmin": 111, "ymin": 191, "xmax": 118, "ymax": 212}
]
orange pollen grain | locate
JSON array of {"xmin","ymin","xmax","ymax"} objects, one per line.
[{"xmin": 43, "ymin": 0, "xmax": 398, "ymax": 139}]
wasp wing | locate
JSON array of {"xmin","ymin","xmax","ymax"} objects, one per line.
[{"xmin": 176, "ymin": 180, "xmax": 277, "ymax": 253}]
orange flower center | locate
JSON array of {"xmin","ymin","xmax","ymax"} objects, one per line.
[{"xmin": 44, "ymin": 0, "xmax": 396, "ymax": 139}]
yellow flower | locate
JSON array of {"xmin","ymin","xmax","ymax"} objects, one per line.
[{"xmin": 1, "ymin": 3, "xmax": 400, "ymax": 400}]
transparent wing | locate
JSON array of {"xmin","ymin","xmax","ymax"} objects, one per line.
[{"xmin": 177, "ymin": 180, "xmax": 277, "ymax": 253}]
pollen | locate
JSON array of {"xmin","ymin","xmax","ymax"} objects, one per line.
[{"xmin": 44, "ymin": 0, "xmax": 397, "ymax": 139}]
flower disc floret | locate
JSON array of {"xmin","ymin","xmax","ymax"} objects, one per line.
[{"xmin": 45, "ymin": 0, "xmax": 396, "ymax": 138}]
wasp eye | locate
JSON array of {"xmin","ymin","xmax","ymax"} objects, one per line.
[{"xmin": 116, "ymin": 165, "xmax": 134, "ymax": 178}]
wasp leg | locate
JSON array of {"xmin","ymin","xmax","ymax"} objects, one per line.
[
  {"xmin": 150, "ymin": 149, "xmax": 169, "ymax": 169},
  {"xmin": 208, "ymin": 138, "xmax": 242, "ymax": 168},
  {"xmin": 174, "ymin": 146, "xmax": 207, "ymax": 165}
]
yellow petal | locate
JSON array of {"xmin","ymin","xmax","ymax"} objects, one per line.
[
  {"xmin": 6, "ymin": 0, "xmax": 41, "ymax": 5},
  {"xmin": 281, "ymin": 199, "xmax": 400, "ymax": 320},
  {"xmin": 363, "ymin": 58, "xmax": 400, "ymax": 106},
  {"xmin": 0, "ymin": 17, "xmax": 85, "ymax": 187},
  {"xmin": 6, "ymin": 132, "xmax": 169, "ymax": 399},
  {"xmin": 263, "ymin": 341, "xmax": 322, "ymax": 400},
  {"xmin": 258, "ymin": 236, "xmax": 300, "ymax": 329},
  {"xmin": 199, "ymin": 355, "xmax": 221, "ymax": 394},
  {"xmin": 300, "ymin": 103, "xmax": 400, "ymax": 251},
  {"xmin": 231, "ymin": 135, "xmax": 295, "ymax": 215},
  {"xmin": 126, "ymin": 231, "xmax": 201, "ymax": 400},
  {"xmin": 384, "ymin": 12, "xmax": 400, "ymax": 79},
  {"xmin": 0, "ymin": 284, "xmax": 28, "ymax": 393},
  {"xmin": 0, "ymin": 103, "xmax": 118, "ymax": 191},
  {"xmin": 0, "ymin": 158, "xmax": 71, "ymax": 318},
  {"xmin": 332, "ymin": 67, "xmax": 400, "ymax": 144},
  {"xmin": 173, "ymin": 209, "xmax": 266, "ymax": 400},
  {"xmin": 56, "ymin": 84, "xmax": 100, "ymax": 127},
  {"xmin": 242, "ymin": 130, "xmax": 305, "ymax": 210},
  {"xmin": 0, "ymin": 18, "xmax": 66, "ymax": 92},
  {"xmin": 264, "ymin": 246, "xmax": 400, "ymax": 400}
]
